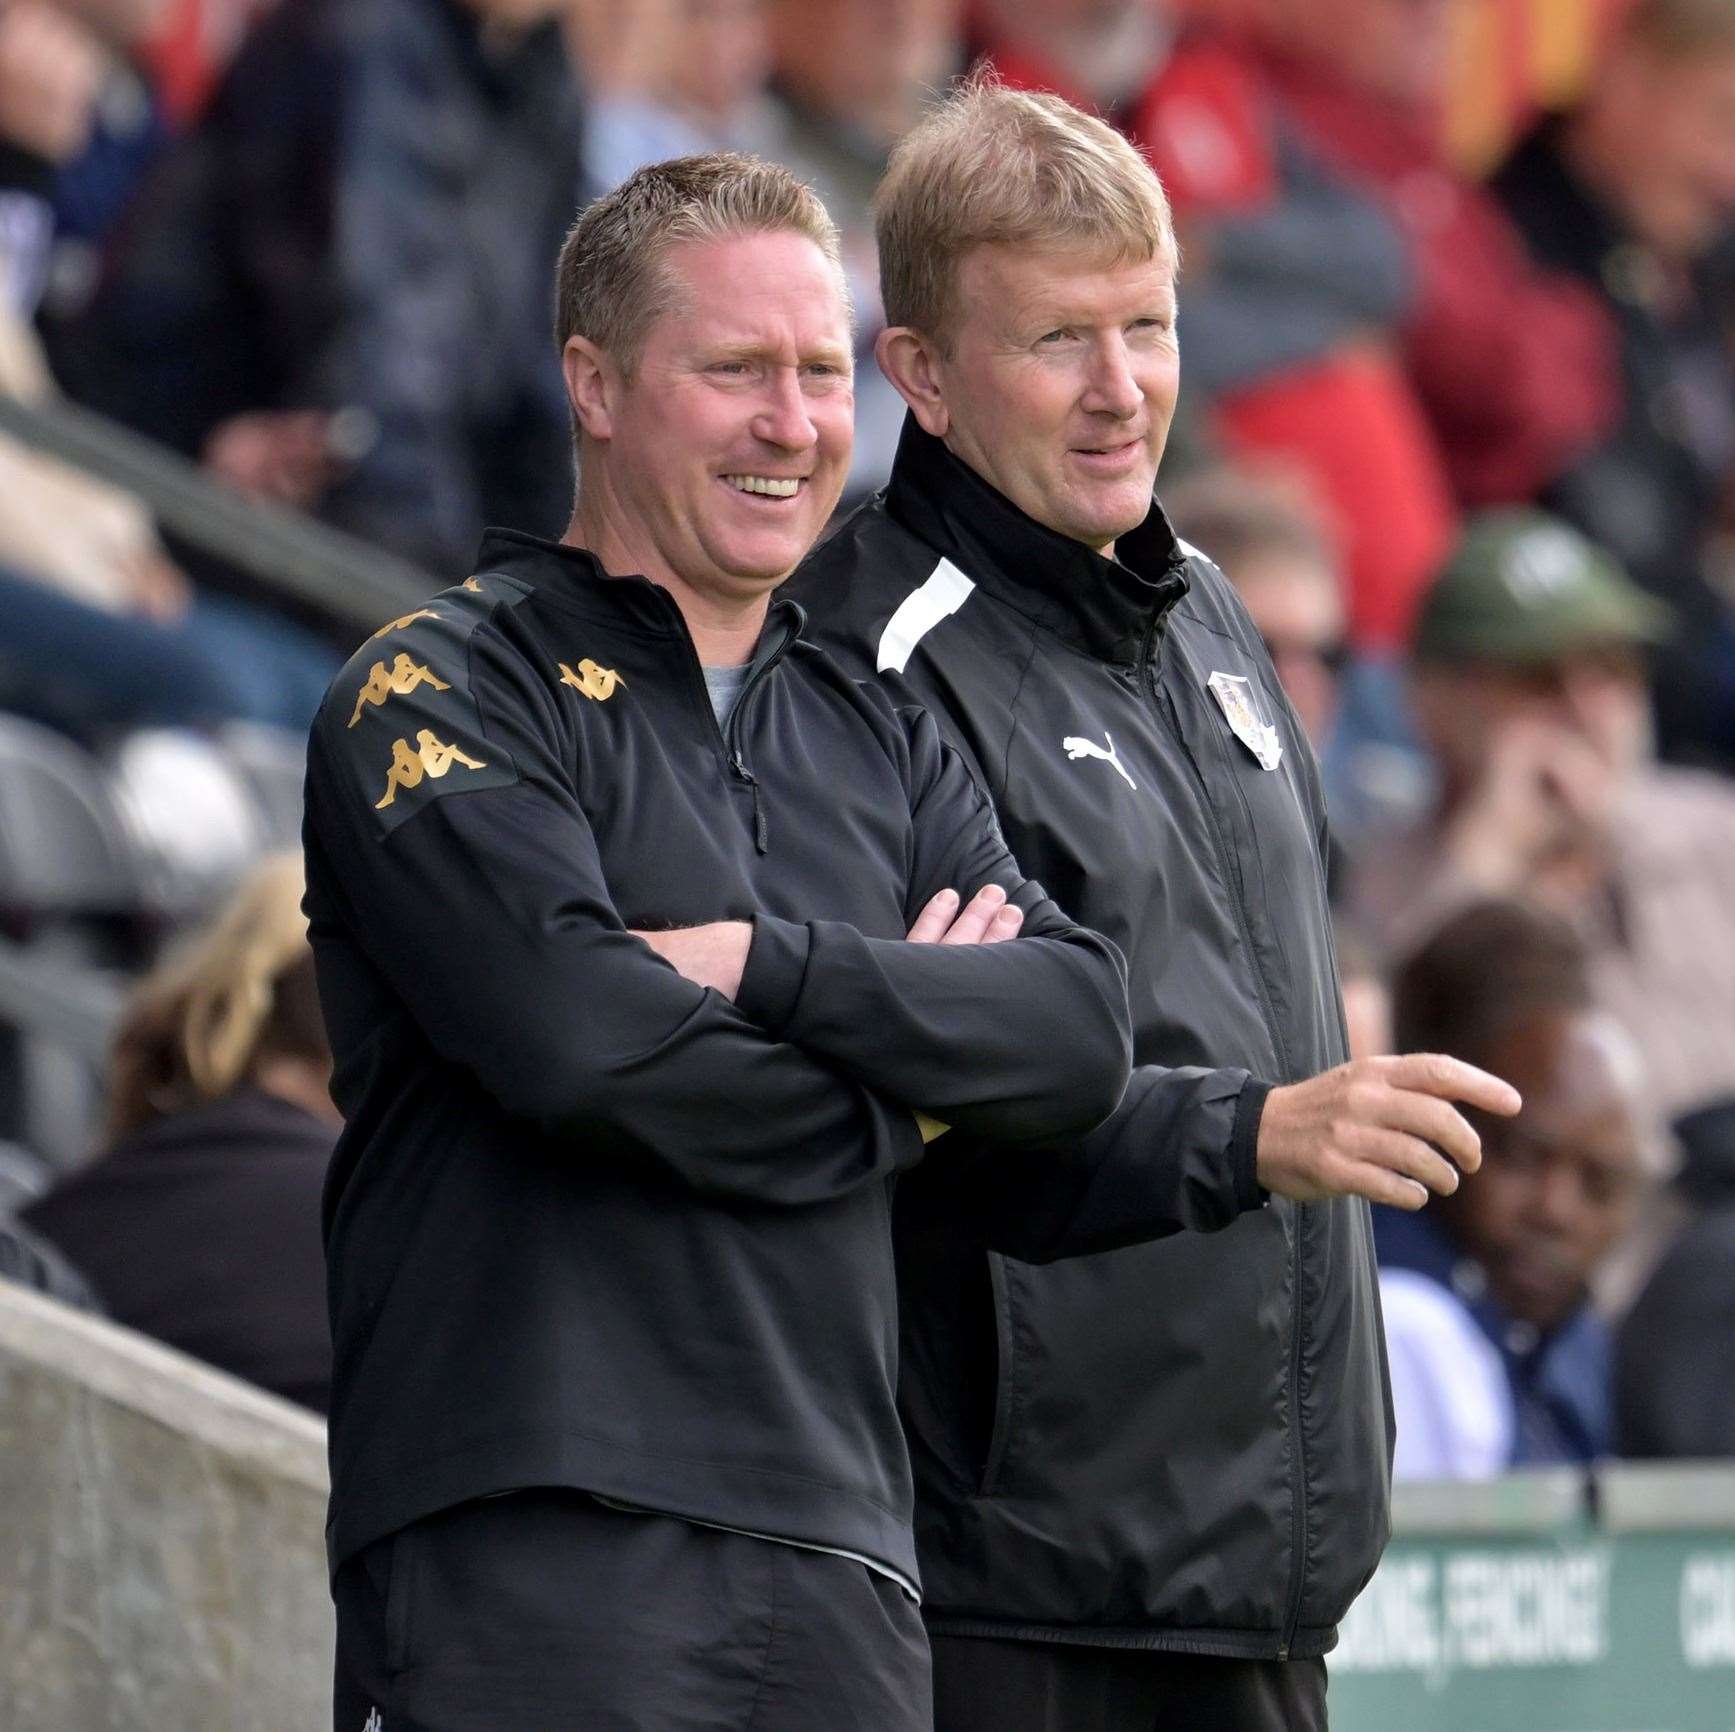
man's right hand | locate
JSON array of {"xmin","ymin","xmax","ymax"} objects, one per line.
[{"xmin": 1257, "ymin": 1054, "xmax": 1521, "ymax": 1211}]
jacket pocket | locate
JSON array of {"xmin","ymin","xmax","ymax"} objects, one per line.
[
  {"xmin": 978, "ymin": 1252, "xmax": 1019, "ymax": 1496},
  {"xmin": 382, "ymin": 1521, "xmax": 422, "ymax": 1677}
]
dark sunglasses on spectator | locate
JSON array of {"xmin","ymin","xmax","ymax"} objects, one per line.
[{"xmin": 1261, "ymin": 634, "xmax": 1351, "ymax": 678}]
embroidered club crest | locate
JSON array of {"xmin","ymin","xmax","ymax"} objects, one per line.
[{"xmin": 1206, "ymin": 672, "xmax": 1283, "ymax": 772}]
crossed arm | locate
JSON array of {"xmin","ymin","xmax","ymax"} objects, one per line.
[
  {"xmin": 306, "ymin": 653, "xmax": 1130, "ymax": 1206},
  {"xmin": 637, "ymin": 881, "xmax": 1029, "ymax": 1143}
]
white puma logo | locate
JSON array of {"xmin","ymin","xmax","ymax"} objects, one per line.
[{"xmin": 1063, "ymin": 731, "xmax": 1136, "ymax": 791}]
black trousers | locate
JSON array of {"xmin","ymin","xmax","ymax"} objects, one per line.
[
  {"xmin": 931, "ymin": 1633, "xmax": 1328, "ymax": 1732},
  {"xmin": 332, "ymin": 1490, "xmax": 931, "ymax": 1731}
]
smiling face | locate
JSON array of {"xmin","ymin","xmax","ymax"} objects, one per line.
[
  {"xmin": 566, "ymin": 229, "xmax": 854, "ymax": 621},
  {"xmin": 895, "ymin": 244, "xmax": 1179, "ymax": 557}
]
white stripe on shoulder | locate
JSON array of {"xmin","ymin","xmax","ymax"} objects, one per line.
[
  {"xmin": 875, "ymin": 557, "xmax": 976, "ymax": 674},
  {"xmin": 1176, "ymin": 536, "xmax": 1209, "ymax": 564}
]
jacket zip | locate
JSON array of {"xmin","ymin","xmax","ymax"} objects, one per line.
[
  {"xmin": 723, "ymin": 620, "xmax": 797, "ymax": 854},
  {"xmin": 1138, "ymin": 619, "xmax": 1310, "ymax": 1659},
  {"xmin": 663, "ymin": 601, "xmax": 797, "ymax": 855}
]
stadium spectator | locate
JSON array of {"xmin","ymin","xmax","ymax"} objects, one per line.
[
  {"xmin": 21, "ymin": 854, "xmax": 337, "ymax": 1413},
  {"xmin": 975, "ymin": 0, "xmax": 1456, "ymax": 657},
  {"xmin": 1236, "ymin": 0, "xmax": 1620, "ymax": 513},
  {"xmin": 1381, "ymin": 900, "xmax": 1644, "ymax": 1474},
  {"xmin": 1617, "ymin": 1097, "xmax": 1735, "ymax": 1458},
  {"xmin": 573, "ymin": 0, "xmax": 775, "ymax": 190},
  {"xmin": 38, "ymin": 0, "xmax": 174, "ymax": 284},
  {"xmin": 0, "ymin": 0, "xmax": 106, "ymax": 316},
  {"xmin": 59, "ymin": 0, "xmax": 587, "ymax": 575},
  {"xmin": 1165, "ymin": 464, "xmax": 1347, "ymax": 749},
  {"xmin": 1494, "ymin": 0, "xmax": 1735, "ymax": 767},
  {"xmin": 1350, "ymin": 510, "xmax": 1735, "ymax": 1166},
  {"xmin": 0, "ymin": 16, "xmax": 336, "ymax": 736}
]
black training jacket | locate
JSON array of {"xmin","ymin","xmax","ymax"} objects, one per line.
[
  {"xmin": 790, "ymin": 422, "xmax": 1392, "ymax": 1658},
  {"xmin": 301, "ymin": 528, "xmax": 1131, "ymax": 1585}
]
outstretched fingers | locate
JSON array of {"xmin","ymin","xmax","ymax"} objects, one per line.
[{"xmin": 1382, "ymin": 1053, "xmax": 1522, "ymax": 1118}]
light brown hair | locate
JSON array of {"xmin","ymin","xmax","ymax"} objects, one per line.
[
  {"xmin": 1164, "ymin": 466, "xmax": 1337, "ymax": 581},
  {"xmin": 106, "ymin": 854, "xmax": 328, "ymax": 1139},
  {"xmin": 874, "ymin": 69, "xmax": 1177, "ymax": 349},
  {"xmin": 553, "ymin": 152, "xmax": 845, "ymax": 375}
]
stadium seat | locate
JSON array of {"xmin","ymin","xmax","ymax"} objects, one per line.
[
  {"xmin": 0, "ymin": 714, "xmax": 139, "ymax": 920},
  {"xmin": 0, "ymin": 713, "xmax": 138, "ymax": 1168},
  {"xmin": 103, "ymin": 727, "xmax": 267, "ymax": 916},
  {"xmin": 0, "ymin": 1138, "xmax": 53, "ymax": 1218},
  {"xmin": 218, "ymin": 721, "xmax": 309, "ymax": 851}
]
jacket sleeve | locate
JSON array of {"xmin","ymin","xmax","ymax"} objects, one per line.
[
  {"xmin": 304, "ymin": 625, "xmax": 924, "ymax": 1208},
  {"xmin": 734, "ymin": 705, "xmax": 1131, "ymax": 1147},
  {"xmin": 800, "ymin": 598, "xmax": 1270, "ymax": 1258},
  {"xmin": 948, "ymin": 1066, "xmax": 1271, "ymax": 1263}
]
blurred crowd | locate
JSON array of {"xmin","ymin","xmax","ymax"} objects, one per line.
[{"xmin": 2, "ymin": 0, "xmax": 1734, "ymax": 1475}]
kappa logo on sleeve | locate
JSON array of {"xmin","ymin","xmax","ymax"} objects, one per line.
[
  {"xmin": 559, "ymin": 658, "xmax": 627, "ymax": 702},
  {"xmin": 370, "ymin": 609, "xmax": 442, "ymax": 640},
  {"xmin": 348, "ymin": 654, "xmax": 451, "ymax": 726},
  {"xmin": 375, "ymin": 730, "xmax": 488, "ymax": 809}
]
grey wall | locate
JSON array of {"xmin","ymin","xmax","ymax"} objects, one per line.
[{"xmin": 0, "ymin": 1280, "xmax": 331, "ymax": 1731}]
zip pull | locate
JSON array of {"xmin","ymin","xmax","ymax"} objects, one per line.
[{"xmin": 732, "ymin": 752, "xmax": 769, "ymax": 853}]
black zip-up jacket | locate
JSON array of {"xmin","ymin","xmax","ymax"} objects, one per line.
[
  {"xmin": 790, "ymin": 423, "xmax": 1392, "ymax": 1658},
  {"xmin": 301, "ymin": 527, "xmax": 1131, "ymax": 1584}
]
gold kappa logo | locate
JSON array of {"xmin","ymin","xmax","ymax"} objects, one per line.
[
  {"xmin": 559, "ymin": 659, "xmax": 626, "ymax": 702},
  {"xmin": 462, "ymin": 577, "xmax": 483, "ymax": 592},
  {"xmin": 348, "ymin": 654, "xmax": 451, "ymax": 727},
  {"xmin": 370, "ymin": 609, "xmax": 441, "ymax": 640},
  {"xmin": 375, "ymin": 730, "xmax": 487, "ymax": 808}
]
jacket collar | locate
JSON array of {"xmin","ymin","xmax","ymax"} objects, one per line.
[
  {"xmin": 883, "ymin": 417, "xmax": 1190, "ymax": 666},
  {"xmin": 475, "ymin": 526, "xmax": 806, "ymax": 651}
]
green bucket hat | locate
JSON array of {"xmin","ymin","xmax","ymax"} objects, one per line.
[{"xmin": 1415, "ymin": 509, "xmax": 1675, "ymax": 664}]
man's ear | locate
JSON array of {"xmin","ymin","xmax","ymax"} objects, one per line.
[
  {"xmin": 876, "ymin": 326, "xmax": 951, "ymax": 439},
  {"xmin": 563, "ymin": 335, "xmax": 617, "ymax": 442}
]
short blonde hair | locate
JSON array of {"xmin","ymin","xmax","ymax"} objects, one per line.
[
  {"xmin": 554, "ymin": 153, "xmax": 845, "ymax": 373},
  {"xmin": 875, "ymin": 71, "xmax": 1177, "ymax": 348}
]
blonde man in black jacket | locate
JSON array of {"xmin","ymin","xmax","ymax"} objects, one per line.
[{"xmin": 792, "ymin": 77, "xmax": 1518, "ymax": 1732}]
